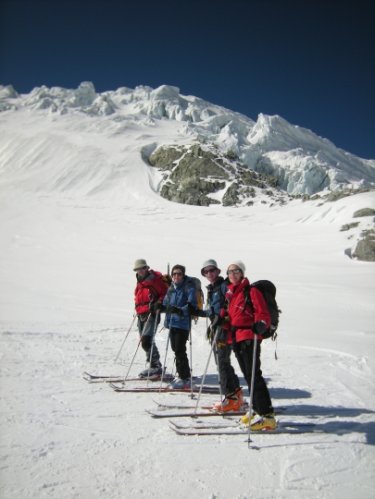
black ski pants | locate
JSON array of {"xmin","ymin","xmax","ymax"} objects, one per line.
[
  {"xmin": 215, "ymin": 343, "xmax": 240, "ymax": 396},
  {"xmin": 169, "ymin": 327, "xmax": 191, "ymax": 380},
  {"xmin": 233, "ymin": 339, "xmax": 273, "ymax": 416},
  {"xmin": 137, "ymin": 313, "xmax": 161, "ymax": 368}
]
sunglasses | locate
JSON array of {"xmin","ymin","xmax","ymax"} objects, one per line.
[
  {"xmin": 203, "ymin": 267, "xmax": 217, "ymax": 275},
  {"xmin": 227, "ymin": 269, "xmax": 242, "ymax": 275},
  {"xmin": 172, "ymin": 271, "xmax": 183, "ymax": 276}
]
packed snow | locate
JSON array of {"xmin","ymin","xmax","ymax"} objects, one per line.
[{"xmin": 0, "ymin": 85, "xmax": 374, "ymax": 499}]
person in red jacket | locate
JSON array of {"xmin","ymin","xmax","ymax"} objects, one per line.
[
  {"xmin": 223, "ymin": 260, "xmax": 276, "ymax": 431},
  {"xmin": 133, "ymin": 259, "xmax": 169, "ymax": 378}
]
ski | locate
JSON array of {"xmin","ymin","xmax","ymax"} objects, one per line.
[
  {"xmin": 152, "ymin": 399, "xmax": 226, "ymax": 410},
  {"xmin": 152, "ymin": 403, "xmax": 223, "ymax": 411},
  {"xmin": 147, "ymin": 403, "xmax": 288, "ymax": 418},
  {"xmin": 169, "ymin": 421, "xmax": 318, "ymax": 436},
  {"xmin": 110, "ymin": 383, "xmax": 220, "ymax": 394},
  {"xmin": 152, "ymin": 399, "xmax": 197, "ymax": 410},
  {"xmin": 146, "ymin": 407, "xmax": 246, "ymax": 418},
  {"xmin": 168, "ymin": 416, "xmax": 296, "ymax": 431},
  {"xmin": 83, "ymin": 371, "xmax": 174, "ymax": 383},
  {"xmin": 83, "ymin": 373, "xmax": 130, "ymax": 383},
  {"xmin": 170, "ymin": 420, "xmax": 242, "ymax": 430}
]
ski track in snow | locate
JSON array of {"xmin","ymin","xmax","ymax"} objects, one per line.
[{"xmin": 1, "ymin": 319, "xmax": 374, "ymax": 499}]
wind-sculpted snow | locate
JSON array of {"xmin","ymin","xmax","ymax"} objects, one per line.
[{"xmin": 0, "ymin": 81, "xmax": 374, "ymax": 195}]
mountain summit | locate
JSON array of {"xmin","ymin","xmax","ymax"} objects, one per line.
[{"xmin": 0, "ymin": 82, "xmax": 374, "ymax": 204}]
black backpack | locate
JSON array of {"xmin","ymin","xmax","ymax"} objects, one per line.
[{"xmin": 244, "ymin": 280, "xmax": 281, "ymax": 340}]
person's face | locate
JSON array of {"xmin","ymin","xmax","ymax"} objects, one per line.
[
  {"xmin": 135, "ymin": 266, "xmax": 149, "ymax": 277},
  {"xmin": 227, "ymin": 265, "xmax": 243, "ymax": 284},
  {"xmin": 202, "ymin": 266, "xmax": 220, "ymax": 284},
  {"xmin": 172, "ymin": 269, "xmax": 184, "ymax": 283}
]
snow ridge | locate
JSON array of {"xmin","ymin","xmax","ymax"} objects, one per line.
[{"xmin": 0, "ymin": 81, "xmax": 374, "ymax": 195}]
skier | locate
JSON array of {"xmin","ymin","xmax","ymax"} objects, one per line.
[
  {"xmin": 162, "ymin": 264, "xmax": 197, "ymax": 389},
  {"xmin": 200, "ymin": 259, "xmax": 244, "ymax": 412},
  {"xmin": 133, "ymin": 259, "xmax": 168, "ymax": 377},
  {"xmin": 223, "ymin": 261, "xmax": 277, "ymax": 431}
]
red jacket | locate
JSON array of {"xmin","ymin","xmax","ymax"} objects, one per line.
[
  {"xmin": 224, "ymin": 277, "xmax": 270, "ymax": 343},
  {"xmin": 134, "ymin": 270, "xmax": 168, "ymax": 315}
]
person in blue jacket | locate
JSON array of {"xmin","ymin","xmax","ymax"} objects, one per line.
[{"xmin": 163, "ymin": 264, "xmax": 197, "ymax": 389}]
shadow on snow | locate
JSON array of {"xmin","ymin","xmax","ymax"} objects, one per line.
[{"xmin": 194, "ymin": 375, "xmax": 375, "ymax": 445}]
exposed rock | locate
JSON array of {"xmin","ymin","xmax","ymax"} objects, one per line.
[
  {"xmin": 225, "ymin": 150, "xmax": 238, "ymax": 161},
  {"xmin": 148, "ymin": 146, "xmax": 184, "ymax": 170},
  {"xmin": 147, "ymin": 143, "xmax": 280, "ymax": 206},
  {"xmin": 160, "ymin": 178, "xmax": 222, "ymax": 206},
  {"xmin": 148, "ymin": 144, "xmax": 233, "ymax": 205},
  {"xmin": 352, "ymin": 229, "xmax": 375, "ymax": 261},
  {"xmin": 223, "ymin": 183, "xmax": 240, "ymax": 206},
  {"xmin": 324, "ymin": 188, "xmax": 371, "ymax": 202},
  {"xmin": 353, "ymin": 208, "xmax": 375, "ymax": 218},
  {"xmin": 170, "ymin": 148, "xmax": 230, "ymax": 182},
  {"xmin": 340, "ymin": 222, "xmax": 360, "ymax": 232}
]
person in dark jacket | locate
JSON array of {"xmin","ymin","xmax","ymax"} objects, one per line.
[
  {"xmin": 163, "ymin": 264, "xmax": 197, "ymax": 389},
  {"xmin": 223, "ymin": 260, "xmax": 276, "ymax": 430},
  {"xmin": 200, "ymin": 259, "xmax": 243, "ymax": 413},
  {"xmin": 133, "ymin": 258, "xmax": 168, "ymax": 378}
]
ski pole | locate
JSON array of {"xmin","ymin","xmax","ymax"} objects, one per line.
[
  {"xmin": 247, "ymin": 334, "xmax": 258, "ymax": 448},
  {"xmin": 194, "ymin": 325, "xmax": 220, "ymax": 414},
  {"xmin": 212, "ymin": 340, "xmax": 224, "ymax": 407},
  {"xmin": 158, "ymin": 329, "xmax": 171, "ymax": 390},
  {"xmin": 114, "ymin": 313, "xmax": 137, "ymax": 363},
  {"xmin": 122, "ymin": 313, "xmax": 152, "ymax": 383},
  {"xmin": 122, "ymin": 337, "xmax": 142, "ymax": 383},
  {"xmin": 189, "ymin": 326, "xmax": 194, "ymax": 398}
]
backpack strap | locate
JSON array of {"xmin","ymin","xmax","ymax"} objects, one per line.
[
  {"xmin": 183, "ymin": 278, "xmax": 196, "ymax": 303},
  {"xmin": 165, "ymin": 283, "xmax": 174, "ymax": 300},
  {"xmin": 243, "ymin": 284, "xmax": 254, "ymax": 312}
]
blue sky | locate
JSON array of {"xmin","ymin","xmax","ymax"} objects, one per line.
[{"xmin": 1, "ymin": 0, "xmax": 374, "ymax": 159}]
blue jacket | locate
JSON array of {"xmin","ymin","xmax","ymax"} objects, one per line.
[
  {"xmin": 205, "ymin": 276, "xmax": 227, "ymax": 317},
  {"xmin": 163, "ymin": 277, "xmax": 197, "ymax": 330}
]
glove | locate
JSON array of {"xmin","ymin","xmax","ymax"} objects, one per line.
[
  {"xmin": 188, "ymin": 303, "xmax": 206, "ymax": 317},
  {"xmin": 253, "ymin": 321, "xmax": 267, "ymax": 335},
  {"xmin": 210, "ymin": 314, "xmax": 223, "ymax": 328},
  {"xmin": 167, "ymin": 306, "xmax": 184, "ymax": 316},
  {"xmin": 150, "ymin": 302, "xmax": 164, "ymax": 313},
  {"xmin": 206, "ymin": 326, "xmax": 214, "ymax": 343},
  {"xmin": 216, "ymin": 326, "xmax": 227, "ymax": 348}
]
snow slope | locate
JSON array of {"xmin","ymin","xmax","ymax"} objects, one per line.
[
  {"xmin": 1, "ymin": 82, "xmax": 374, "ymax": 195},
  {"xmin": 0, "ymin": 86, "xmax": 375, "ymax": 499}
]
